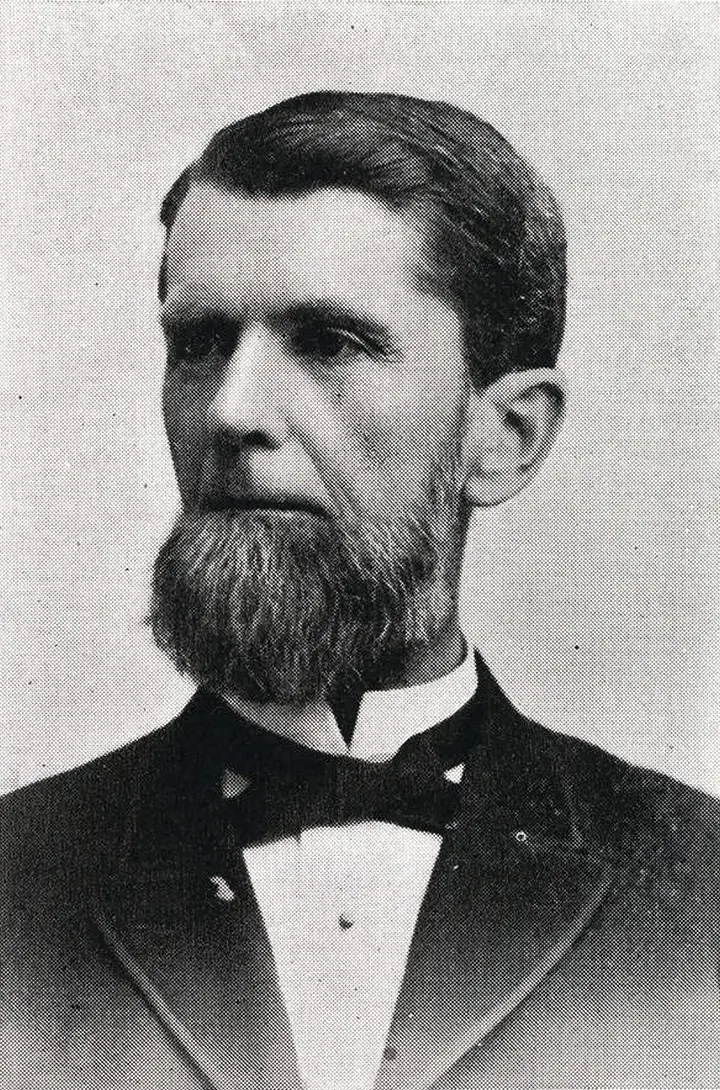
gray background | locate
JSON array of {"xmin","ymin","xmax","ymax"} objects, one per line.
[{"xmin": 1, "ymin": 1, "xmax": 718, "ymax": 795}]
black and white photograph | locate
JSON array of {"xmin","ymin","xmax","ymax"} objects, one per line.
[{"xmin": 1, "ymin": 3, "xmax": 719, "ymax": 1088}]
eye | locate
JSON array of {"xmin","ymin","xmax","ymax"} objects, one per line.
[
  {"xmin": 291, "ymin": 322, "xmax": 374, "ymax": 364},
  {"xmin": 166, "ymin": 319, "xmax": 236, "ymax": 376}
]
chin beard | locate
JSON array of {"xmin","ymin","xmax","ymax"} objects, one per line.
[{"xmin": 148, "ymin": 501, "xmax": 461, "ymax": 704}]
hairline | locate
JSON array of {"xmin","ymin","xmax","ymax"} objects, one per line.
[{"xmin": 157, "ymin": 93, "xmax": 566, "ymax": 384}]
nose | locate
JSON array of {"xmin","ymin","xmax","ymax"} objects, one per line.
[{"xmin": 207, "ymin": 326, "xmax": 289, "ymax": 450}]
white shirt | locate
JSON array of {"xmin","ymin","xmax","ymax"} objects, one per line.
[{"xmin": 222, "ymin": 650, "xmax": 478, "ymax": 1090}]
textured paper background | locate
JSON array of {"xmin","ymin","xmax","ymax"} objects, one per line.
[{"xmin": 1, "ymin": 1, "xmax": 718, "ymax": 794}]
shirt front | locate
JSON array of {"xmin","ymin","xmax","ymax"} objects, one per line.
[{"xmin": 222, "ymin": 650, "xmax": 478, "ymax": 1090}]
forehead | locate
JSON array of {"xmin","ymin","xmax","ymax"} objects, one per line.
[{"xmin": 163, "ymin": 183, "xmax": 434, "ymax": 314}]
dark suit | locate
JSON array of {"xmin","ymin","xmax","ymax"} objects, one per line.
[{"xmin": 2, "ymin": 659, "xmax": 719, "ymax": 1089}]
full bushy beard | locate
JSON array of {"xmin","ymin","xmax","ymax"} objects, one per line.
[{"xmin": 149, "ymin": 492, "xmax": 464, "ymax": 703}]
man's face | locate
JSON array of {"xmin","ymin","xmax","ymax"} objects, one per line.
[
  {"xmin": 154, "ymin": 184, "xmax": 474, "ymax": 699},
  {"xmin": 161, "ymin": 184, "xmax": 470, "ymax": 531}
]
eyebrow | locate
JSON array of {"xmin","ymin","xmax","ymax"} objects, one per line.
[
  {"xmin": 276, "ymin": 301, "xmax": 394, "ymax": 348},
  {"xmin": 159, "ymin": 296, "xmax": 395, "ymax": 349},
  {"xmin": 159, "ymin": 300, "xmax": 220, "ymax": 335}
]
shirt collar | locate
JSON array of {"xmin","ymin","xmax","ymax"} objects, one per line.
[{"xmin": 222, "ymin": 644, "xmax": 478, "ymax": 761}]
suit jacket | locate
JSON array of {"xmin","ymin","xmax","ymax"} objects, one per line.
[{"xmin": 2, "ymin": 658, "xmax": 719, "ymax": 1090}]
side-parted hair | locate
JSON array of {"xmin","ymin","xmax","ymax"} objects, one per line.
[{"xmin": 159, "ymin": 91, "xmax": 566, "ymax": 387}]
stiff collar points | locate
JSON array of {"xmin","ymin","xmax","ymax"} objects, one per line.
[{"xmin": 222, "ymin": 645, "xmax": 478, "ymax": 763}]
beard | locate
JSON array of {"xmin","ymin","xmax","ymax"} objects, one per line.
[{"xmin": 149, "ymin": 488, "xmax": 464, "ymax": 704}]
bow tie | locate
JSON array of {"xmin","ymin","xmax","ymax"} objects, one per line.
[{"xmin": 210, "ymin": 696, "xmax": 481, "ymax": 847}]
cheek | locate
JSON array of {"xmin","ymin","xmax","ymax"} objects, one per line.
[
  {"xmin": 354, "ymin": 373, "xmax": 465, "ymax": 475},
  {"xmin": 163, "ymin": 381, "xmax": 208, "ymax": 490},
  {"xmin": 297, "ymin": 376, "xmax": 463, "ymax": 518}
]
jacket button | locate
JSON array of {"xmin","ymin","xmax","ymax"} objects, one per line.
[{"xmin": 384, "ymin": 1045, "xmax": 397, "ymax": 1062}]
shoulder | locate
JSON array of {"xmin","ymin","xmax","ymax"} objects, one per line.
[
  {"xmin": 0, "ymin": 719, "xmax": 181, "ymax": 899},
  {"xmin": 531, "ymin": 719, "xmax": 720, "ymax": 908},
  {"xmin": 2, "ymin": 726, "xmax": 164, "ymax": 822},
  {"xmin": 549, "ymin": 723, "xmax": 719, "ymax": 837},
  {"xmin": 477, "ymin": 682, "xmax": 719, "ymax": 884}
]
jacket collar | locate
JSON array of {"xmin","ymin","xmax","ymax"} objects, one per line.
[{"xmin": 91, "ymin": 654, "xmax": 625, "ymax": 1090}]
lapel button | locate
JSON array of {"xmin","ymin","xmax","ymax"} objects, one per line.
[{"xmin": 514, "ymin": 830, "xmax": 528, "ymax": 843}]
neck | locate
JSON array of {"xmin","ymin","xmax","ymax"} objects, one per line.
[{"xmin": 373, "ymin": 616, "xmax": 466, "ymax": 692}]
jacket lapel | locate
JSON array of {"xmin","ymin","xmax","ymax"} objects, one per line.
[
  {"xmin": 375, "ymin": 660, "xmax": 623, "ymax": 1090},
  {"xmin": 90, "ymin": 695, "xmax": 303, "ymax": 1090},
  {"xmin": 89, "ymin": 670, "xmax": 625, "ymax": 1090}
]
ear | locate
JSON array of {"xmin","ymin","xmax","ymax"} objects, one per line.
[{"xmin": 462, "ymin": 368, "xmax": 566, "ymax": 507}]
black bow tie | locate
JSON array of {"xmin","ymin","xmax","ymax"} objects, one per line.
[{"xmin": 208, "ymin": 694, "xmax": 482, "ymax": 847}]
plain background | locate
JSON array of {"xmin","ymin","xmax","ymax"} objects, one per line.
[{"xmin": 1, "ymin": 1, "xmax": 718, "ymax": 795}]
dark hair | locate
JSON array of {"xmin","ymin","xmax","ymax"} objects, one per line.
[{"xmin": 159, "ymin": 91, "xmax": 566, "ymax": 386}]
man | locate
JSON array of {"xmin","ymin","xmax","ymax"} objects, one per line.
[{"xmin": 1, "ymin": 91, "xmax": 718, "ymax": 1090}]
